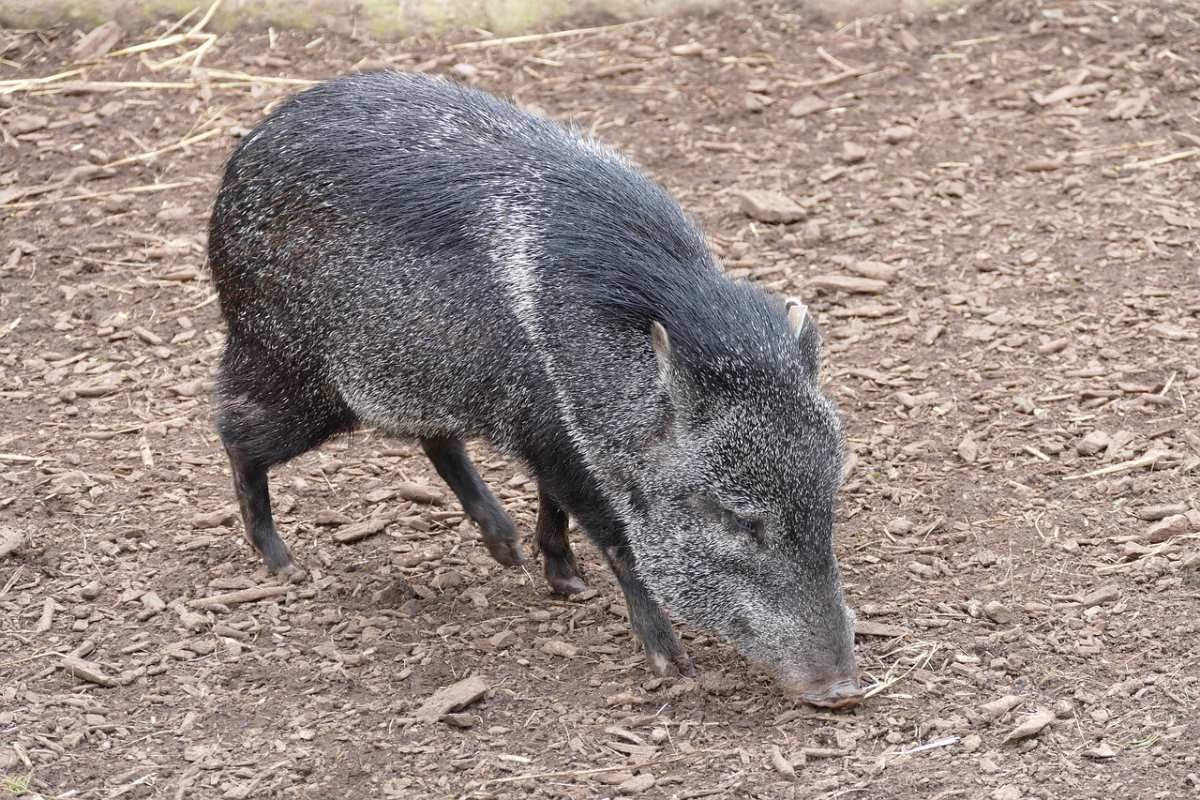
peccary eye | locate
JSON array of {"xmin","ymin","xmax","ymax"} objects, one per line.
[{"xmin": 724, "ymin": 509, "xmax": 764, "ymax": 541}]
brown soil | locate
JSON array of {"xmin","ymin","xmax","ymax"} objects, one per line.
[{"xmin": 2, "ymin": 2, "xmax": 1199, "ymax": 798}]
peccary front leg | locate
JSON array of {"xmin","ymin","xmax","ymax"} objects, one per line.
[
  {"xmin": 605, "ymin": 543, "xmax": 695, "ymax": 677},
  {"xmin": 533, "ymin": 490, "xmax": 587, "ymax": 596},
  {"xmin": 420, "ymin": 437, "xmax": 522, "ymax": 567}
]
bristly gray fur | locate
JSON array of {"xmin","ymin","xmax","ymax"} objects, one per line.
[{"xmin": 207, "ymin": 71, "xmax": 857, "ymax": 694}]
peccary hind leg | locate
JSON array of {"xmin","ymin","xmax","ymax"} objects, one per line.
[
  {"xmin": 533, "ymin": 489, "xmax": 587, "ymax": 596},
  {"xmin": 420, "ymin": 437, "xmax": 522, "ymax": 567},
  {"xmin": 224, "ymin": 444, "xmax": 297, "ymax": 576},
  {"xmin": 606, "ymin": 544, "xmax": 695, "ymax": 677}
]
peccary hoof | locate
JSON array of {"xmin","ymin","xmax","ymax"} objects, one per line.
[
  {"xmin": 647, "ymin": 648, "xmax": 695, "ymax": 678},
  {"xmin": 547, "ymin": 574, "xmax": 589, "ymax": 597},
  {"xmin": 482, "ymin": 536, "xmax": 523, "ymax": 568}
]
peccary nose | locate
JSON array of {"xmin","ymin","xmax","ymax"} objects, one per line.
[{"xmin": 783, "ymin": 676, "xmax": 864, "ymax": 710}]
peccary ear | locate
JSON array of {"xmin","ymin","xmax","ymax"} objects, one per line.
[
  {"xmin": 650, "ymin": 321, "xmax": 674, "ymax": 385},
  {"xmin": 649, "ymin": 321, "xmax": 691, "ymax": 421},
  {"xmin": 785, "ymin": 298, "xmax": 822, "ymax": 376}
]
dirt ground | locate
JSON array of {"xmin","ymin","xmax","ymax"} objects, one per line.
[{"xmin": 2, "ymin": 1, "xmax": 1199, "ymax": 798}]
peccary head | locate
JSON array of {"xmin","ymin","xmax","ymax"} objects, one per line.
[{"xmin": 634, "ymin": 298, "xmax": 860, "ymax": 708}]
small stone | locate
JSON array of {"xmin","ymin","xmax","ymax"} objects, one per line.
[
  {"xmin": 669, "ymin": 42, "xmax": 704, "ymax": 57},
  {"xmin": 882, "ymin": 125, "xmax": 915, "ymax": 144},
  {"xmin": 1005, "ymin": 707, "xmax": 1055, "ymax": 741},
  {"xmin": 788, "ymin": 94, "xmax": 829, "ymax": 117},
  {"xmin": 79, "ymin": 580, "xmax": 102, "ymax": 600},
  {"xmin": 886, "ymin": 517, "xmax": 914, "ymax": 535},
  {"xmin": 1054, "ymin": 700, "xmax": 1074, "ymax": 719},
  {"xmin": 841, "ymin": 141, "xmax": 868, "ymax": 163},
  {"xmin": 1076, "ymin": 430, "xmax": 1110, "ymax": 456},
  {"xmin": 9, "ymin": 113, "xmax": 49, "ymax": 135},
  {"xmin": 618, "ymin": 773, "xmax": 655, "ymax": 794},
  {"xmin": 735, "ymin": 190, "xmax": 805, "ymax": 224},
  {"xmin": 191, "ymin": 507, "xmax": 238, "ymax": 529},
  {"xmin": 991, "ymin": 785, "xmax": 1023, "ymax": 800},
  {"xmin": 0, "ymin": 527, "xmax": 23, "ymax": 558},
  {"xmin": 449, "ymin": 62, "xmax": 478, "ymax": 80},
  {"xmin": 983, "ymin": 601, "xmax": 1013, "ymax": 625},
  {"xmin": 141, "ymin": 591, "xmax": 166, "ymax": 612},
  {"xmin": 1136, "ymin": 503, "xmax": 1188, "ymax": 521},
  {"xmin": 1083, "ymin": 742, "xmax": 1117, "ymax": 759},
  {"xmin": 961, "ymin": 733, "xmax": 982, "ymax": 753}
]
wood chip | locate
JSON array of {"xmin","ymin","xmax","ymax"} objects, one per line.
[
  {"xmin": 735, "ymin": 190, "xmax": 805, "ymax": 223},
  {"xmin": 72, "ymin": 21, "xmax": 124, "ymax": 61},
  {"xmin": 414, "ymin": 674, "xmax": 489, "ymax": 723},
  {"xmin": 853, "ymin": 620, "xmax": 908, "ymax": 638},
  {"xmin": 61, "ymin": 655, "xmax": 115, "ymax": 687},
  {"xmin": 333, "ymin": 515, "xmax": 393, "ymax": 543},
  {"xmin": 807, "ymin": 274, "xmax": 887, "ymax": 294},
  {"xmin": 979, "ymin": 695, "xmax": 1023, "ymax": 720},
  {"xmin": 1004, "ymin": 707, "xmax": 1055, "ymax": 741},
  {"xmin": 769, "ymin": 745, "xmax": 795, "ymax": 778},
  {"xmin": 395, "ymin": 482, "xmax": 445, "ymax": 505}
]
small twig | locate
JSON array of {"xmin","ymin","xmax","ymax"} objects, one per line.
[
  {"xmin": 1063, "ymin": 451, "xmax": 1167, "ymax": 481},
  {"xmin": 786, "ymin": 63, "xmax": 879, "ymax": 89},
  {"xmin": 449, "ymin": 17, "xmax": 657, "ymax": 50},
  {"xmin": 188, "ymin": 0, "xmax": 225, "ymax": 36},
  {"xmin": 197, "ymin": 68, "xmax": 320, "ymax": 86},
  {"xmin": 169, "ymin": 293, "xmax": 219, "ymax": 317},
  {"xmin": 1120, "ymin": 148, "xmax": 1200, "ymax": 170},
  {"xmin": 1, "ymin": 179, "xmax": 204, "ymax": 210},
  {"xmin": 816, "ymin": 46, "xmax": 855, "ymax": 73},
  {"xmin": 102, "ymin": 127, "xmax": 223, "ymax": 168},
  {"xmin": 470, "ymin": 748, "xmax": 725, "ymax": 789}
]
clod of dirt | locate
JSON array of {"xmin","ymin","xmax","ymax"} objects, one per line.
[
  {"xmin": 0, "ymin": 527, "xmax": 23, "ymax": 558},
  {"xmin": 414, "ymin": 674, "xmax": 489, "ymax": 723},
  {"xmin": 735, "ymin": 190, "xmax": 805, "ymax": 224},
  {"xmin": 79, "ymin": 579, "xmax": 102, "ymax": 600},
  {"xmin": 882, "ymin": 125, "xmax": 915, "ymax": 144},
  {"xmin": 961, "ymin": 734, "xmax": 982, "ymax": 753},
  {"xmin": 1004, "ymin": 707, "xmax": 1055, "ymax": 742},
  {"xmin": 886, "ymin": 517, "xmax": 914, "ymax": 535},
  {"xmin": 1076, "ymin": 430, "xmax": 1111, "ymax": 456}
]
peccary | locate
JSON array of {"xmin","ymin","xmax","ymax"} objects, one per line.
[{"xmin": 207, "ymin": 72, "xmax": 861, "ymax": 708}]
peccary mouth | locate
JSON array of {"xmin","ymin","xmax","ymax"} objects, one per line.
[{"xmin": 780, "ymin": 675, "xmax": 864, "ymax": 710}]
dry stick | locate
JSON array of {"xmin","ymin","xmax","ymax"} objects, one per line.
[
  {"xmin": 1121, "ymin": 148, "xmax": 1200, "ymax": 170},
  {"xmin": 188, "ymin": 0, "xmax": 226, "ymax": 36},
  {"xmin": 472, "ymin": 748, "xmax": 725, "ymax": 789},
  {"xmin": 160, "ymin": 6, "xmax": 200, "ymax": 39},
  {"xmin": 1063, "ymin": 451, "xmax": 1167, "ymax": 481},
  {"xmin": 198, "ymin": 68, "xmax": 319, "ymax": 86},
  {"xmin": 191, "ymin": 585, "xmax": 291, "ymax": 610},
  {"xmin": 105, "ymin": 33, "xmax": 193, "ymax": 59},
  {"xmin": 816, "ymin": 46, "xmax": 855, "ymax": 73},
  {"xmin": 0, "ymin": 68, "xmax": 86, "ymax": 91},
  {"xmin": 101, "ymin": 127, "xmax": 223, "ymax": 168},
  {"xmin": 788, "ymin": 64, "xmax": 879, "ymax": 89},
  {"xmin": 0, "ymin": 179, "xmax": 203, "ymax": 210},
  {"xmin": 449, "ymin": 17, "xmax": 657, "ymax": 50}
]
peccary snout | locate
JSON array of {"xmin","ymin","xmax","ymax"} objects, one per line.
[{"xmin": 781, "ymin": 675, "xmax": 864, "ymax": 710}]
